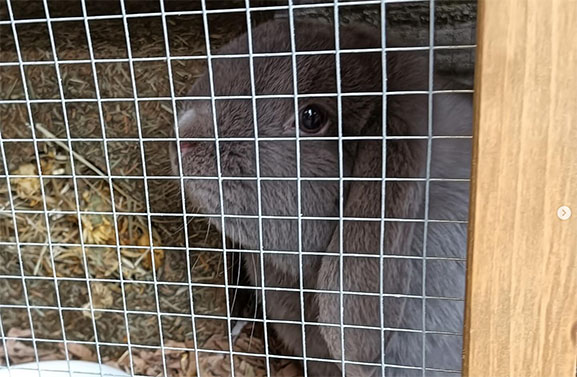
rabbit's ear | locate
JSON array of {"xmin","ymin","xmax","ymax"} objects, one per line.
[{"xmin": 316, "ymin": 113, "xmax": 427, "ymax": 374}]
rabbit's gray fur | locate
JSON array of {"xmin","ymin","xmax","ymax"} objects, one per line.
[{"xmin": 171, "ymin": 19, "xmax": 472, "ymax": 377}]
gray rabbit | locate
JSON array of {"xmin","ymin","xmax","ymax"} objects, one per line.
[{"xmin": 171, "ymin": 19, "xmax": 472, "ymax": 377}]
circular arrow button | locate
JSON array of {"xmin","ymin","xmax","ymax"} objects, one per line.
[{"xmin": 557, "ymin": 206, "xmax": 572, "ymax": 220}]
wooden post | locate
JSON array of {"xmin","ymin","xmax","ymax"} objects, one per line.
[{"xmin": 463, "ymin": 0, "xmax": 577, "ymax": 376}]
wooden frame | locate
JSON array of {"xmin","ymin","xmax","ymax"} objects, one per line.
[{"xmin": 463, "ymin": 0, "xmax": 577, "ymax": 376}]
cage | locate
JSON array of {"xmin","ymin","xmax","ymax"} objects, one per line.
[{"xmin": 0, "ymin": 1, "xmax": 575, "ymax": 377}]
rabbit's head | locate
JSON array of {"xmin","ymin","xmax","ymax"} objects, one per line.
[{"xmin": 171, "ymin": 20, "xmax": 385, "ymax": 258}]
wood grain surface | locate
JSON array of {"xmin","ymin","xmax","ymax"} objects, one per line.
[{"xmin": 463, "ymin": 0, "xmax": 577, "ymax": 376}]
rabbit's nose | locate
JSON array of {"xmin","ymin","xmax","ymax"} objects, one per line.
[{"xmin": 177, "ymin": 141, "xmax": 194, "ymax": 156}]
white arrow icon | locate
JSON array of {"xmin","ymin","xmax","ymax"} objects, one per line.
[{"xmin": 557, "ymin": 206, "xmax": 572, "ymax": 220}]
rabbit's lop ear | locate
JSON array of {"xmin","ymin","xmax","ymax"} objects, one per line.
[
  {"xmin": 316, "ymin": 138, "xmax": 426, "ymax": 376},
  {"xmin": 315, "ymin": 84, "xmax": 428, "ymax": 375}
]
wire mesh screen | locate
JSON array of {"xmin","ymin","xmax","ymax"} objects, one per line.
[{"xmin": 0, "ymin": 0, "xmax": 476, "ymax": 376}]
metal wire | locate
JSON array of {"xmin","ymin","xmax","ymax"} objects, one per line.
[
  {"xmin": 378, "ymin": 0, "xmax": 389, "ymax": 374},
  {"xmin": 243, "ymin": 0, "xmax": 272, "ymax": 374},
  {"xmin": 0, "ymin": 46, "xmax": 476, "ymax": 68},
  {"xmin": 198, "ymin": 0, "xmax": 237, "ymax": 374},
  {"xmin": 0, "ymin": 0, "xmax": 449, "ymax": 27},
  {"xmin": 286, "ymin": 0, "xmax": 310, "ymax": 372},
  {"xmin": 422, "ymin": 0, "xmax": 436, "ymax": 373}
]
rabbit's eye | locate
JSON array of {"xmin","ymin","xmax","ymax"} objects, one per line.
[{"xmin": 300, "ymin": 105, "xmax": 326, "ymax": 132}]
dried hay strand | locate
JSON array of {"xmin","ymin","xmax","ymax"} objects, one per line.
[{"xmin": 0, "ymin": 1, "xmax": 299, "ymax": 375}]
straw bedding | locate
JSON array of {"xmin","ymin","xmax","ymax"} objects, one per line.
[{"xmin": 0, "ymin": 1, "xmax": 295, "ymax": 375}]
